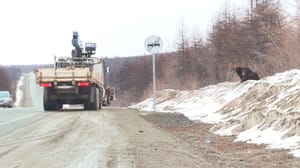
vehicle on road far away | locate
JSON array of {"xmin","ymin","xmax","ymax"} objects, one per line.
[{"xmin": 0, "ymin": 91, "xmax": 13, "ymax": 108}]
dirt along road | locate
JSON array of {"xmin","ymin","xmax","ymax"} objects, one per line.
[{"xmin": 0, "ymin": 108, "xmax": 209, "ymax": 168}]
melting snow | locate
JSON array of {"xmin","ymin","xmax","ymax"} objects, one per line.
[
  {"xmin": 15, "ymin": 76, "xmax": 24, "ymax": 107},
  {"xmin": 130, "ymin": 69, "xmax": 300, "ymax": 157}
]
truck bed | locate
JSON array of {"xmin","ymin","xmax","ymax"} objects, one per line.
[
  {"xmin": 36, "ymin": 66, "xmax": 103, "ymax": 86},
  {"xmin": 36, "ymin": 67, "xmax": 90, "ymax": 81}
]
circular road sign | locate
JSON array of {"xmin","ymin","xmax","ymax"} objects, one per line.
[{"xmin": 145, "ymin": 35, "xmax": 163, "ymax": 54}]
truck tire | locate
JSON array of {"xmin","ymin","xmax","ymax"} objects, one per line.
[
  {"xmin": 91, "ymin": 87, "xmax": 100, "ymax": 110},
  {"xmin": 84, "ymin": 86, "xmax": 99, "ymax": 110},
  {"xmin": 43, "ymin": 88, "xmax": 58, "ymax": 111}
]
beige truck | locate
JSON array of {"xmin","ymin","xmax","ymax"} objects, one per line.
[{"xmin": 35, "ymin": 32, "xmax": 106, "ymax": 111}]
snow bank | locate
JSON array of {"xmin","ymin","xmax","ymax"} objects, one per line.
[
  {"xmin": 14, "ymin": 75, "xmax": 25, "ymax": 107},
  {"xmin": 131, "ymin": 81, "xmax": 258, "ymax": 123},
  {"xmin": 130, "ymin": 69, "xmax": 300, "ymax": 157}
]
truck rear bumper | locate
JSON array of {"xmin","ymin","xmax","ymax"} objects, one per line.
[
  {"xmin": 48, "ymin": 93, "xmax": 90, "ymax": 105},
  {"xmin": 48, "ymin": 94, "xmax": 89, "ymax": 100},
  {"xmin": 46, "ymin": 86, "xmax": 91, "ymax": 105}
]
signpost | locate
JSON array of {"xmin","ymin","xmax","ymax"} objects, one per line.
[{"xmin": 145, "ymin": 35, "xmax": 163, "ymax": 112}]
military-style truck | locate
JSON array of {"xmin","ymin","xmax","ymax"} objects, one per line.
[{"xmin": 35, "ymin": 32, "xmax": 106, "ymax": 111}]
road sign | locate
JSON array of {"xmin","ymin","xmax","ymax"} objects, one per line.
[
  {"xmin": 144, "ymin": 35, "xmax": 163, "ymax": 112},
  {"xmin": 144, "ymin": 35, "xmax": 163, "ymax": 54}
]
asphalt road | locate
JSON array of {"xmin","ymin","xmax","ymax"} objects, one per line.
[
  {"xmin": 0, "ymin": 73, "xmax": 43, "ymax": 137},
  {"xmin": 0, "ymin": 108, "xmax": 41, "ymax": 137}
]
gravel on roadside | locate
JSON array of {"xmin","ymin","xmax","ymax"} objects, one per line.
[{"xmin": 140, "ymin": 112, "xmax": 193, "ymax": 128}]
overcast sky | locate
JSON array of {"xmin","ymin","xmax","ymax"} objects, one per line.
[{"xmin": 0, "ymin": 0, "xmax": 296, "ymax": 65}]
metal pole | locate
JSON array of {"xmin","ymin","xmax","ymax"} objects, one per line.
[{"xmin": 152, "ymin": 53, "xmax": 156, "ymax": 112}]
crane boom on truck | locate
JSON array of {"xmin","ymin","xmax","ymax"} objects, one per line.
[{"xmin": 35, "ymin": 32, "xmax": 107, "ymax": 111}]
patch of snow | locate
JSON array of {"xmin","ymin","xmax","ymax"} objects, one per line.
[
  {"xmin": 290, "ymin": 149, "xmax": 300, "ymax": 157},
  {"xmin": 14, "ymin": 75, "xmax": 24, "ymax": 107},
  {"xmin": 235, "ymin": 124, "xmax": 290, "ymax": 147},
  {"xmin": 214, "ymin": 125, "xmax": 239, "ymax": 136}
]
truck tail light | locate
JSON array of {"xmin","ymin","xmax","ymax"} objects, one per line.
[
  {"xmin": 78, "ymin": 81, "xmax": 90, "ymax": 87},
  {"xmin": 40, "ymin": 83, "xmax": 52, "ymax": 87}
]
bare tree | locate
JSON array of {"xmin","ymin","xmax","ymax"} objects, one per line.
[{"xmin": 175, "ymin": 21, "xmax": 190, "ymax": 88}]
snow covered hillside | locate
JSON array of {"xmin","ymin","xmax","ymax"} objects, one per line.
[{"xmin": 130, "ymin": 69, "xmax": 300, "ymax": 157}]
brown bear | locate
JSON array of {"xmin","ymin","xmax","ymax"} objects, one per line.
[{"xmin": 235, "ymin": 67, "xmax": 260, "ymax": 82}]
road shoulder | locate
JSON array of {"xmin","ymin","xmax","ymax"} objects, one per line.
[{"xmin": 140, "ymin": 111, "xmax": 300, "ymax": 168}]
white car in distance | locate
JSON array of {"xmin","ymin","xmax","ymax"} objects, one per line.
[{"xmin": 0, "ymin": 91, "xmax": 13, "ymax": 108}]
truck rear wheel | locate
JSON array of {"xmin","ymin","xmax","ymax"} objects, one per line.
[
  {"xmin": 84, "ymin": 86, "xmax": 99, "ymax": 110},
  {"xmin": 92, "ymin": 87, "xmax": 100, "ymax": 110},
  {"xmin": 43, "ymin": 88, "xmax": 59, "ymax": 111}
]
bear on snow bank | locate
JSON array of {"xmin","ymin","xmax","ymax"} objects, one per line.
[{"xmin": 235, "ymin": 67, "xmax": 260, "ymax": 82}]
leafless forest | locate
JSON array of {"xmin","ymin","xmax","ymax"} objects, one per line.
[{"xmin": 106, "ymin": 0, "xmax": 300, "ymax": 106}]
